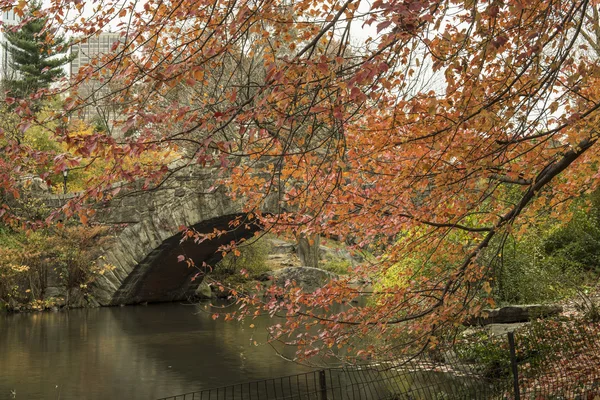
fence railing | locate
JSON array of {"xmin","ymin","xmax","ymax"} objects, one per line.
[
  {"xmin": 157, "ymin": 319, "xmax": 600, "ymax": 400},
  {"xmin": 157, "ymin": 357, "xmax": 504, "ymax": 399}
]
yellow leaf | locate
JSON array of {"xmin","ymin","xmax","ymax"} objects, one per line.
[{"xmin": 482, "ymin": 281, "xmax": 491, "ymax": 294}]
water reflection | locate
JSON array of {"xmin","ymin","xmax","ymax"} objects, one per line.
[{"xmin": 0, "ymin": 302, "xmax": 312, "ymax": 400}]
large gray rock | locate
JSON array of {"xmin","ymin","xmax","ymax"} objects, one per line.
[
  {"xmin": 469, "ymin": 304, "xmax": 563, "ymax": 325},
  {"xmin": 67, "ymin": 288, "xmax": 99, "ymax": 308},
  {"xmin": 44, "ymin": 286, "xmax": 66, "ymax": 299},
  {"xmin": 194, "ymin": 281, "xmax": 213, "ymax": 299},
  {"xmin": 268, "ymin": 239, "xmax": 295, "ymax": 254},
  {"xmin": 272, "ymin": 266, "xmax": 337, "ymax": 292}
]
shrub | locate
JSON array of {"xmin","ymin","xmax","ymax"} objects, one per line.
[
  {"xmin": 455, "ymin": 329, "xmax": 512, "ymax": 379},
  {"xmin": 321, "ymin": 257, "xmax": 352, "ymax": 275},
  {"xmin": 486, "ymin": 231, "xmax": 575, "ymax": 305},
  {"xmin": 214, "ymin": 236, "xmax": 271, "ymax": 284},
  {"xmin": 484, "ymin": 192, "xmax": 600, "ymax": 306},
  {"xmin": 0, "ymin": 224, "xmax": 113, "ymax": 309}
]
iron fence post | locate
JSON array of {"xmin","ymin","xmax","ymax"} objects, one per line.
[
  {"xmin": 508, "ymin": 331, "xmax": 521, "ymax": 400},
  {"xmin": 319, "ymin": 370, "xmax": 327, "ymax": 400}
]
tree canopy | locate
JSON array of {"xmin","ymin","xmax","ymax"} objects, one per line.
[{"xmin": 2, "ymin": 0, "xmax": 600, "ymax": 361}]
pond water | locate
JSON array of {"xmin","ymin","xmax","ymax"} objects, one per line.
[{"xmin": 0, "ymin": 302, "xmax": 313, "ymax": 400}]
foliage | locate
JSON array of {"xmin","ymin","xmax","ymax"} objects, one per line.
[
  {"xmin": 320, "ymin": 257, "xmax": 352, "ymax": 275},
  {"xmin": 455, "ymin": 329, "xmax": 512, "ymax": 379},
  {"xmin": 485, "ymin": 231, "xmax": 574, "ymax": 305},
  {"xmin": 2, "ymin": 0, "xmax": 75, "ymax": 99},
  {"xmin": 3, "ymin": 0, "xmax": 600, "ymax": 361},
  {"xmin": 0, "ymin": 224, "xmax": 113, "ymax": 309},
  {"xmin": 482, "ymin": 191, "xmax": 600, "ymax": 305},
  {"xmin": 213, "ymin": 236, "xmax": 271, "ymax": 285},
  {"xmin": 0, "ymin": 102, "xmax": 178, "ymax": 203},
  {"xmin": 543, "ymin": 197, "xmax": 600, "ymax": 274}
]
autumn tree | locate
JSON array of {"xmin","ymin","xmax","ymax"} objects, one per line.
[{"xmin": 3, "ymin": 0, "xmax": 600, "ymax": 362}]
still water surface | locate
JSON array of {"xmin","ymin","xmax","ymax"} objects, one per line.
[{"xmin": 0, "ymin": 302, "xmax": 313, "ymax": 400}]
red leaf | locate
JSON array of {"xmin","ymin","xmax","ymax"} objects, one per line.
[{"xmin": 376, "ymin": 20, "xmax": 392, "ymax": 33}]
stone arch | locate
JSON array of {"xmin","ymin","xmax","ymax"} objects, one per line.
[{"xmin": 89, "ymin": 167, "xmax": 262, "ymax": 305}]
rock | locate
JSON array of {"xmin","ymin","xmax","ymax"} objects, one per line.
[
  {"xmin": 266, "ymin": 252, "xmax": 301, "ymax": 269},
  {"xmin": 86, "ymin": 296, "xmax": 101, "ymax": 308},
  {"xmin": 7, "ymin": 298, "xmax": 19, "ymax": 311},
  {"xmin": 272, "ymin": 266, "xmax": 338, "ymax": 292},
  {"xmin": 319, "ymin": 245, "xmax": 352, "ymax": 261},
  {"xmin": 67, "ymin": 288, "xmax": 89, "ymax": 308},
  {"xmin": 54, "ymin": 297, "xmax": 67, "ymax": 307},
  {"xmin": 213, "ymin": 286, "xmax": 231, "ymax": 299},
  {"xmin": 487, "ymin": 323, "xmax": 528, "ymax": 336},
  {"xmin": 44, "ymin": 286, "xmax": 66, "ymax": 299},
  {"xmin": 194, "ymin": 281, "xmax": 213, "ymax": 299},
  {"xmin": 255, "ymin": 272, "xmax": 273, "ymax": 282},
  {"xmin": 268, "ymin": 239, "xmax": 295, "ymax": 254},
  {"xmin": 319, "ymin": 241, "xmax": 364, "ymax": 266},
  {"xmin": 468, "ymin": 304, "xmax": 563, "ymax": 325}
]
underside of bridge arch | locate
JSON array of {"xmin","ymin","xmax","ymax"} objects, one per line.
[{"xmin": 108, "ymin": 213, "xmax": 260, "ymax": 305}]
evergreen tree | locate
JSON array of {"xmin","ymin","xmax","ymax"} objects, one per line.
[{"xmin": 2, "ymin": 1, "xmax": 75, "ymax": 99}]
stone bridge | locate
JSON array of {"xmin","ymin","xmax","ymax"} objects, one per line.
[{"xmin": 58, "ymin": 165, "xmax": 272, "ymax": 306}]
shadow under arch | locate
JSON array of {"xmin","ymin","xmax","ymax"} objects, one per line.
[{"xmin": 110, "ymin": 213, "xmax": 260, "ymax": 305}]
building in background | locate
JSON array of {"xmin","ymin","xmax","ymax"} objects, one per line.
[
  {"xmin": 0, "ymin": 9, "xmax": 21, "ymax": 80},
  {"xmin": 70, "ymin": 32, "xmax": 122, "ymax": 76},
  {"xmin": 70, "ymin": 32, "xmax": 125, "ymax": 126}
]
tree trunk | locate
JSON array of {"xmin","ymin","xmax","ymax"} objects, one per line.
[{"xmin": 297, "ymin": 233, "xmax": 320, "ymax": 269}]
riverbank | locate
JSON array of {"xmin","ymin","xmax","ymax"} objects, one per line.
[{"xmin": 0, "ymin": 234, "xmax": 359, "ymax": 313}]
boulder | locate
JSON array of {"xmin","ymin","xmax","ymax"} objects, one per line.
[
  {"xmin": 468, "ymin": 304, "xmax": 563, "ymax": 325},
  {"xmin": 44, "ymin": 286, "xmax": 66, "ymax": 299},
  {"xmin": 194, "ymin": 281, "xmax": 213, "ymax": 300},
  {"xmin": 272, "ymin": 266, "xmax": 338, "ymax": 292},
  {"xmin": 7, "ymin": 298, "xmax": 19, "ymax": 311},
  {"xmin": 67, "ymin": 288, "xmax": 93, "ymax": 308},
  {"xmin": 269, "ymin": 239, "xmax": 295, "ymax": 255}
]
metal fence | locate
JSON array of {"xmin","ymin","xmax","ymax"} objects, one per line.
[
  {"xmin": 156, "ymin": 356, "xmax": 503, "ymax": 400},
  {"xmin": 509, "ymin": 320, "xmax": 600, "ymax": 399},
  {"xmin": 157, "ymin": 319, "xmax": 600, "ymax": 400}
]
